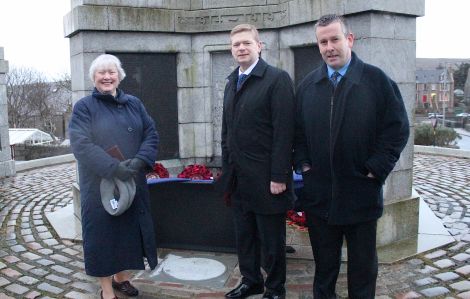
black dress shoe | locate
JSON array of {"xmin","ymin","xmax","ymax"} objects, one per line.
[
  {"xmin": 262, "ymin": 291, "xmax": 286, "ymax": 299},
  {"xmin": 225, "ymin": 283, "xmax": 264, "ymax": 298},
  {"xmin": 112, "ymin": 277, "xmax": 139, "ymax": 297}
]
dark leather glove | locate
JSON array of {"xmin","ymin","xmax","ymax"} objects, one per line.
[
  {"xmin": 127, "ymin": 158, "xmax": 146, "ymax": 173},
  {"xmin": 114, "ymin": 160, "xmax": 136, "ymax": 181}
]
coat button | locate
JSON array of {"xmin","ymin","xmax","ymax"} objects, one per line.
[{"xmin": 128, "ymin": 127, "xmax": 133, "ymax": 132}]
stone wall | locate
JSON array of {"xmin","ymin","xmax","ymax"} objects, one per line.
[
  {"xmin": 0, "ymin": 47, "xmax": 15, "ymax": 178},
  {"xmin": 65, "ymin": 0, "xmax": 425, "ymax": 247}
]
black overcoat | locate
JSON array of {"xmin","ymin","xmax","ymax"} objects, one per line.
[
  {"xmin": 69, "ymin": 89, "xmax": 159, "ymax": 277},
  {"xmin": 293, "ymin": 52, "xmax": 410, "ymax": 225},
  {"xmin": 221, "ymin": 58, "xmax": 295, "ymax": 214}
]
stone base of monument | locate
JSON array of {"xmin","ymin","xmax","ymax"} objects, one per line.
[{"xmin": 61, "ymin": 183, "xmax": 454, "ymax": 264}]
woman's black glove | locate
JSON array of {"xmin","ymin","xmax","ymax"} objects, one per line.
[
  {"xmin": 127, "ymin": 158, "xmax": 146, "ymax": 172},
  {"xmin": 114, "ymin": 160, "xmax": 137, "ymax": 181}
]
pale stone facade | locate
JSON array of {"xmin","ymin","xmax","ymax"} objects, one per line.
[
  {"xmin": 65, "ymin": 0, "xmax": 425, "ymax": 249},
  {"xmin": 0, "ymin": 47, "xmax": 15, "ymax": 178}
]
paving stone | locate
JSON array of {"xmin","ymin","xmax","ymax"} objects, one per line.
[
  {"xmin": 17, "ymin": 276, "xmax": 40, "ymax": 285},
  {"xmin": 64, "ymin": 291, "xmax": 95, "ymax": 299},
  {"xmin": 26, "ymin": 242, "xmax": 43, "ymax": 250},
  {"xmin": 71, "ymin": 281, "xmax": 99, "ymax": 293},
  {"xmin": 451, "ymin": 280, "xmax": 470, "ymax": 291},
  {"xmin": 425, "ymin": 250, "xmax": 447, "ymax": 259},
  {"xmin": 16, "ymin": 262, "xmax": 35, "ymax": 271},
  {"xmin": 449, "ymin": 242, "xmax": 467, "ymax": 251},
  {"xmin": 0, "ymin": 262, "xmax": 6, "ymax": 270},
  {"xmin": 50, "ymin": 265, "xmax": 73, "ymax": 274},
  {"xmin": 62, "ymin": 248, "xmax": 80, "ymax": 256},
  {"xmin": 418, "ymin": 265, "xmax": 439, "ymax": 274},
  {"xmin": 457, "ymin": 291, "xmax": 470, "ymax": 299},
  {"xmin": 21, "ymin": 252, "xmax": 42, "ymax": 261},
  {"xmin": 50, "ymin": 254, "xmax": 72, "ymax": 263},
  {"xmin": 37, "ymin": 282, "xmax": 64, "ymax": 295},
  {"xmin": 434, "ymin": 259, "xmax": 456, "ymax": 269},
  {"xmin": 38, "ymin": 232, "xmax": 53, "ymax": 239},
  {"xmin": 461, "ymin": 234, "xmax": 470, "ymax": 242},
  {"xmin": 396, "ymin": 291, "xmax": 422, "ymax": 298},
  {"xmin": 456, "ymin": 265, "xmax": 470, "ymax": 276},
  {"xmin": 72, "ymin": 272, "xmax": 96, "ymax": 282},
  {"xmin": 10, "ymin": 244, "xmax": 27, "ymax": 253},
  {"xmin": 36, "ymin": 259, "xmax": 55, "ymax": 266},
  {"xmin": 37, "ymin": 248, "xmax": 53, "ymax": 255},
  {"xmin": 29, "ymin": 268, "xmax": 49, "ymax": 277},
  {"xmin": 453, "ymin": 253, "xmax": 470, "ymax": 262},
  {"xmin": 3, "ymin": 255, "xmax": 20, "ymax": 263},
  {"xmin": 36, "ymin": 226, "xmax": 48, "ymax": 233},
  {"xmin": 0, "ymin": 277, "xmax": 11, "ymax": 287},
  {"xmin": 24, "ymin": 290, "xmax": 41, "ymax": 299},
  {"xmin": 5, "ymin": 283, "xmax": 29, "ymax": 295},
  {"xmin": 45, "ymin": 274, "xmax": 71, "ymax": 284},
  {"xmin": 43, "ymin": 239, "xmax": 59, "ymax": 246},
  {"xmin": 434, "ymin": 272, "xmax": 461, "ymax": 281},
  {"xmin": 414, "ymin": 277, "xmax": 438, "ymax": 286},
  {"xmin": 1, "ymin": 268, "xmax": 22, "ymax": 278},
  {"xmin": 420, "ymin": 287, "xmax": 450, "ymax": 297}
]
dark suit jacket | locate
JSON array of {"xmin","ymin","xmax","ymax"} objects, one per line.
[
  {"xmin": 220, "ymin": 58, "xmax": 295, "ymax": 214},
  {"xmin": 293, "ymin": 52, "xmax": 410, "ymax": 225}
]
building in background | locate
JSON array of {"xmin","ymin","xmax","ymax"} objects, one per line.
[{"xmin": 416, "ymin": 68, "xmax": 454, "ymax": 114}]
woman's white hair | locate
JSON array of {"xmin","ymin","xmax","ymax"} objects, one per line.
[{"xmin": 88, "ymin": 54, "xmax": 126, "ymax": 82}]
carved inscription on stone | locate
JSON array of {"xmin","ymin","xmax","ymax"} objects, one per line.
[
  {"xmin": 177, "ymin": 10, "xmax": 287, "ymax": 26},
  {"xmin": 211, "ymin": 51, "xmax": 237, "ymax": 157}
]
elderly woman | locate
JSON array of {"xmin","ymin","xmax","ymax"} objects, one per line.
[{"xmin": 69, "ymin": 54, "xmax": 158, "ymax": 299}]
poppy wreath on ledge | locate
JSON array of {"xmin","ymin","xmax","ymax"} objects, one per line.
[
  {"xmin": 177, "ymin": 164, "xmax": 213, "ymax": 180},
  {"xmin": 146, "ymin": 162, "xmax": 170, "ymax": 179},
  {"xmin": 286, "ymin": 210, "xmax": 307, "ymax": 229}
]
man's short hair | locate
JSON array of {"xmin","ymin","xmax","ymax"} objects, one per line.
[
  {"xmin": 314, "ymin": 14, "xmax": 350, "ymax": 36},
  {"xmin": 230, "ymin": 24, "xmax": 260, "ymax": 42}
]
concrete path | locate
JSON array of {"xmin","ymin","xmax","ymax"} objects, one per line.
[{"xmin": 0, "ymin": 153, "xmax": 469, "ymax": 298}]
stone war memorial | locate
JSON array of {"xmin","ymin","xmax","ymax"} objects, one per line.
[{"xmin": 64, "ymin": 0, "xmax": 452, "ymax": 268}]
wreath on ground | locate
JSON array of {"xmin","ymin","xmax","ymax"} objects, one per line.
[{"xmin": 286, "ymin": 210, "xmax": 307, "ymax": 230}]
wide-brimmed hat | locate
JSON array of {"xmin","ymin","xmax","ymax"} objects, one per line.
[{"xmin": 100, "ymin": 177, "xmax": 136, "ymax": 216}]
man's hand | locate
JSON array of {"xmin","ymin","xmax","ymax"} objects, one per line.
[{"xmin": 270, "ymin": 181, "xmax": 286, "ymax": 195}]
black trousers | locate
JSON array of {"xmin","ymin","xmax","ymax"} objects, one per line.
[
  {"xmin": 306, "ymin": 214, "xmax": 378, "ymax": 299},
  {"xmin": 232, "ymin": 205, "xmax": 286, "ymax": 293}
]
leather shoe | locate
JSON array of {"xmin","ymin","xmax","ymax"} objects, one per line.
[
  {"xmin": 112, "ymin": 278, "xmax": 139, "ymax": 297},
  {"xmin": 225, "ymin": 283, "xmax": 264, "ymax": 298},
  {"xmin": 262, "ymin": 291, "xmax": 286, "ymax": 299},
  {"xmin": 100, "ymin": 290, "xmax": 118, "ymax": 299}
]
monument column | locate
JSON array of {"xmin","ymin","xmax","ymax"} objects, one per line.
[{"xmin": 0, "ymin": 47, "xmax": 15, "ymax": 178}]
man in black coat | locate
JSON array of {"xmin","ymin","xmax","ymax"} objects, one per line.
[
  {"xmin": 293, "ymin": 14, "xmax": 410, "ymax": 298},
  {"xmin": 220, "ymin": 24, "xmax": 295, "ymax": 299}
]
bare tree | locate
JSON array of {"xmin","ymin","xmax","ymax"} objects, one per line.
[{"xmin": 6, "ymin": 67, "xmax": 72, "ymax": 136}]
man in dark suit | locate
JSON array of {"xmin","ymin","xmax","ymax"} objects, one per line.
[
  {"xmin": 220, "ymin": 24, "xmax": 295, "ymax": 299},
  {"xmin": 293, "ymin": 14, "xmax": 410, "ymax": 298}
]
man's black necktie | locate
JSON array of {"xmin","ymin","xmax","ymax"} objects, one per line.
[
  {"xmin": 237, "ymin": 74, "xmax": 248, "ymax": 91},
  {"xmin": 331, "ymin": 71, "xmax": 340, "ymax": 87}
]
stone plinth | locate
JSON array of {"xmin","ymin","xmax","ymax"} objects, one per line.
[{"xmin": 0, "ymin": 47, "xmax": 15, "ymax": 178}]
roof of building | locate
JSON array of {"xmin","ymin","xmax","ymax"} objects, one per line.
[
  {"xmin": 416, "ymin": 69, "xmax": 453, "ymax": 84},
  {"xmin": 9, "ymin": 128, "xmax": 55, "ymax": 145}
]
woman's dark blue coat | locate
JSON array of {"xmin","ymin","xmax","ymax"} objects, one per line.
[{"xmin": 69, "ymin": 88, "xmax": 159, "ymax": 277}]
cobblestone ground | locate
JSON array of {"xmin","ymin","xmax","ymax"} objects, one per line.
[{"xmin": 0, "ymin": 154, "xmax": 469, "ymax": 299}]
